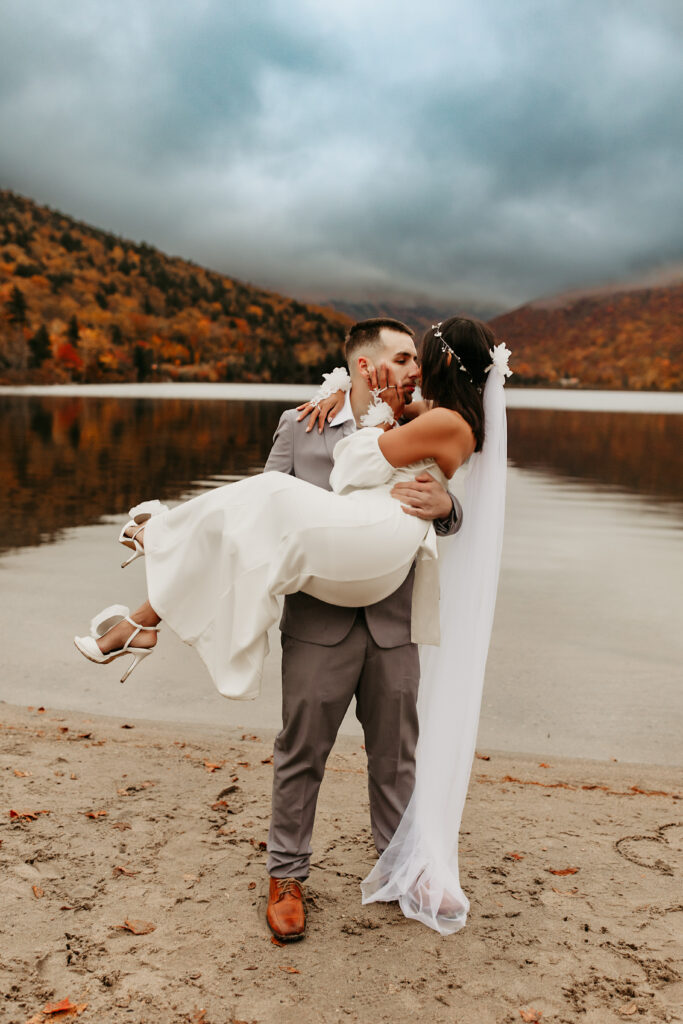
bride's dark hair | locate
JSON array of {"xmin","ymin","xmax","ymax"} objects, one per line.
[{"xmin": 419, "ymin": 316, "xmax": 496, "ymax": 452}]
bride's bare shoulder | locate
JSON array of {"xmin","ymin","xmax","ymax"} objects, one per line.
[
  {"xmin": 418, "ymin": 406, "xmax": 474, "ymax": 440},
  {"xmin": 380, "ymin": 405, "xmax": 475, "ymax": 473}
]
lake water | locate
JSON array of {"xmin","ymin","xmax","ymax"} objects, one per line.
[{"xmin": 0, "ymin": 385, "xmax": 681, "ymax": 765}]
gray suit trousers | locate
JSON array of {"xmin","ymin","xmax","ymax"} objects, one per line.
[{"xmin": 266, "ymin": 618, "xmax": 420, "ymax": 880}]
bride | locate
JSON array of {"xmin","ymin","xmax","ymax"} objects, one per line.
[{"xmin": 74, "ymin": 315, "xmax": 511, "ymax": 934}]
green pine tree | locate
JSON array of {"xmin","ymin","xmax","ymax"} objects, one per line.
[
  {"xmin": 28, "ymin": 324, "xmax": 51, "ymax": 367},
  {"xmin": 67, "ymin": 314, "xmax": 80, "ymax": 345},
  {"xmin": 6, "ymin": 285, "xmax": 27, "ymax": 324}
]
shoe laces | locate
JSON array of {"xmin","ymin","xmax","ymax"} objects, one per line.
[{"xmin": 276, "ymin": 878, "xmax": 303, "ymax": 901}]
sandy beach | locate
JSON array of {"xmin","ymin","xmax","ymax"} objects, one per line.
[{"xmin": 1, "ymin": 702, "xmax": 681, "ymax": 1024}]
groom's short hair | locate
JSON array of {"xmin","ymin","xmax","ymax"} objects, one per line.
[{"xmin": 345, "ymin": 317, "xmax": 414, "ymax": 363}]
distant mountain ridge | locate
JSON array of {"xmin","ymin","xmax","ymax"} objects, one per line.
[
  {"xmin": 0, "ymin": 190, "xmax": 350, "ymax": 384},
  {"xmin": 324, "ymin": 298, "xmax": 501, "ymax": 340},
  {"xmin": 490, "ymin": 278, "xmax": 683, "ymax": 391}
]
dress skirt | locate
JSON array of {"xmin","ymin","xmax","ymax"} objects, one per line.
[{"xmin": 143, "ymin": 467, "xmax": 432, "ymax": 700}]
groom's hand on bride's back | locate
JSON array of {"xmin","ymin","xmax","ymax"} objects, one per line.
[{"xmin": 391, "ymin": 472, "xmax": 454, "ymax": 521}]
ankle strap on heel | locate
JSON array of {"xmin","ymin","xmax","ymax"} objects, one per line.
[{"xmin": 125, "ymin": 616, "xmax": 161, "ymax": 631}]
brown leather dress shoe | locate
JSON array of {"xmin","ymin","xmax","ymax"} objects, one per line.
[{"xmin": 266, "ymin": 877, "xmax": 306, "ymax": 941}]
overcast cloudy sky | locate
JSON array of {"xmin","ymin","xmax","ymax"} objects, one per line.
[{"xmin": 1, "ymin": 0, "xmax": 682, "ymax": 312}]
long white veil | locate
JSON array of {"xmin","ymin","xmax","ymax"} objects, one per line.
[{"xmin": 361, "ymin": 359, "xmax": 508, "ymax": 934}]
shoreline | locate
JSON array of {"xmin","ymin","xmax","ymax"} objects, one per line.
[
  {"xmin": 2, "ymin": 701, "xmax": 681, "ymax": 1023},
  {"xmin": 2, "ymin": 512, "xmax": 681, "ymax": 771},
  {"xmin": 1, "ymin": 381, "xmax": 683, "ymax": 413}
]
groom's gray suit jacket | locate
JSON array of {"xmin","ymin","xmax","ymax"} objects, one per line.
[{"xmin": 264, "ymin": 409, "xmax": 463, "ymax": 648}]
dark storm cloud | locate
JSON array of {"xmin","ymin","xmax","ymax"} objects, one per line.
[{"xmin": 1, "ymin": 0, "xmax": 682, "ymax": 310}]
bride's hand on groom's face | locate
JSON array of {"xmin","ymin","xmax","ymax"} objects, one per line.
[{"xmin": 366, "ymin": 362, "xmax": 407, "ymax": 419}]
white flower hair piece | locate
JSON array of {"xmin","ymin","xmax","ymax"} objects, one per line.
[
  {"xmin": 485, "ymin": 342, "xmax": 513, "ymax": 382},
  {"xmin": 310, "ymin": 366, "xmax": 351, "ymax": 406},
  {"xmin": 360, "ymin": 394, "xmax": 396, "ymax": 429}
]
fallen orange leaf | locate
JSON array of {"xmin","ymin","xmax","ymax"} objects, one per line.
[
  {"xmin": 520, "ymin": 1009, "xmax": 543, "ymax": 1022},
  {"xmin": 84, "ymin": 810, "xmax": 108, "ymax": 819},
  {"xmin": 279, "ymin": 965, "xmax": 300, "ymax": 974},
  {"xmin": 43, "ymin": 998, "xmax": 88, "ymax": 1016},
  {"xmin": 506, "ymin": 852, "xmax": 524, "ymax": 861},
  {"xmin": 475, "ymin": 751, "xmax": 490, "ymax": 760},
  {"xmin": 548, "ymin": 867, "xmax": 579, "ymax": 876},
  {"xmin": 14, "ymin": 769, "xmax": 32, "ymax": 777},
  {"xmin": 112, "ymin": 865, "xmax": 137, "ymax": 877},
  {"xmin": 32, "ymin": 885, "xmax": 44, "ymax": 899},
  {"xmin": 111, "ymin": 821, "xmax": 132, "ymax": 830},
  {"xmin": 9, "ymin": 809, "xmax": 49, "ymax": 821},
  {"xmin": 203, "ymin": 760, "xmax": 224, "ymax": 773},
  {"xmin": 261, "ymin": 756, "xmax": 274, "ymax": 765},
  {"xmin": 477, "ymin": 774, "xmax": 681, "ymax": 800},
  {"xmin": 117, "ymin": 780, "xmax": 155, "ymax": 795},
  {"xmin": 117, "ymin": 918, "xmax": 156, "ymax": 935}
]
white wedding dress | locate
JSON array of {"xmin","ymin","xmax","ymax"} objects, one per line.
[{"xmin": 143, "ymin": 427, "xmax": 444, "ymax": 701}]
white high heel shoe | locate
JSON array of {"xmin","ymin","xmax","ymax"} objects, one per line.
[
  {"xmin": 74, "ymin": 604, "xmax": 160, "ymax": 684},
  {"xmin": 118, "ymin": 500, "xmax": 169, "ymax": 568}
]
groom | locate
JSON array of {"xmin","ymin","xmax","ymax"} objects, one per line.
[{"xmin": 262, "ymin": 317, "xmax": 462, "ymax": 940}]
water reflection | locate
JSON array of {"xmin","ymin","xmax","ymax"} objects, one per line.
[
  {"xmin": 1, "ymin": 395, "xmax": 681, "ymax": 554},
  {"xmin": 0, "ymin": 396, "xmax": 286, "ymax": 554},
  {"xmin": 507, "ymin": 408, "xmax": 683, "ymax": 510}
]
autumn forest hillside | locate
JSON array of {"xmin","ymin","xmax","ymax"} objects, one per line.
[
  {"xmin": 489, "ymin": 280, "xmax": 683, "ymax": 391},
  {"xmin": 0, "ymin": 191, "xmax": 351, "ymax": 384},
  {"xmin": 1, "ymin": 190, "xmax": 681, "ymax": 389}
]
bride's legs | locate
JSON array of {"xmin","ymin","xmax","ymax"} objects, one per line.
[{"xmin": 97, "ymin": 600, "xmax": 161, "ymax": 654}]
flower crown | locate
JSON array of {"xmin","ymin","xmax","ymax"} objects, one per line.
[{"xmin": 432, "ymin": 323, "xmax": 512, "ymax": 387}]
